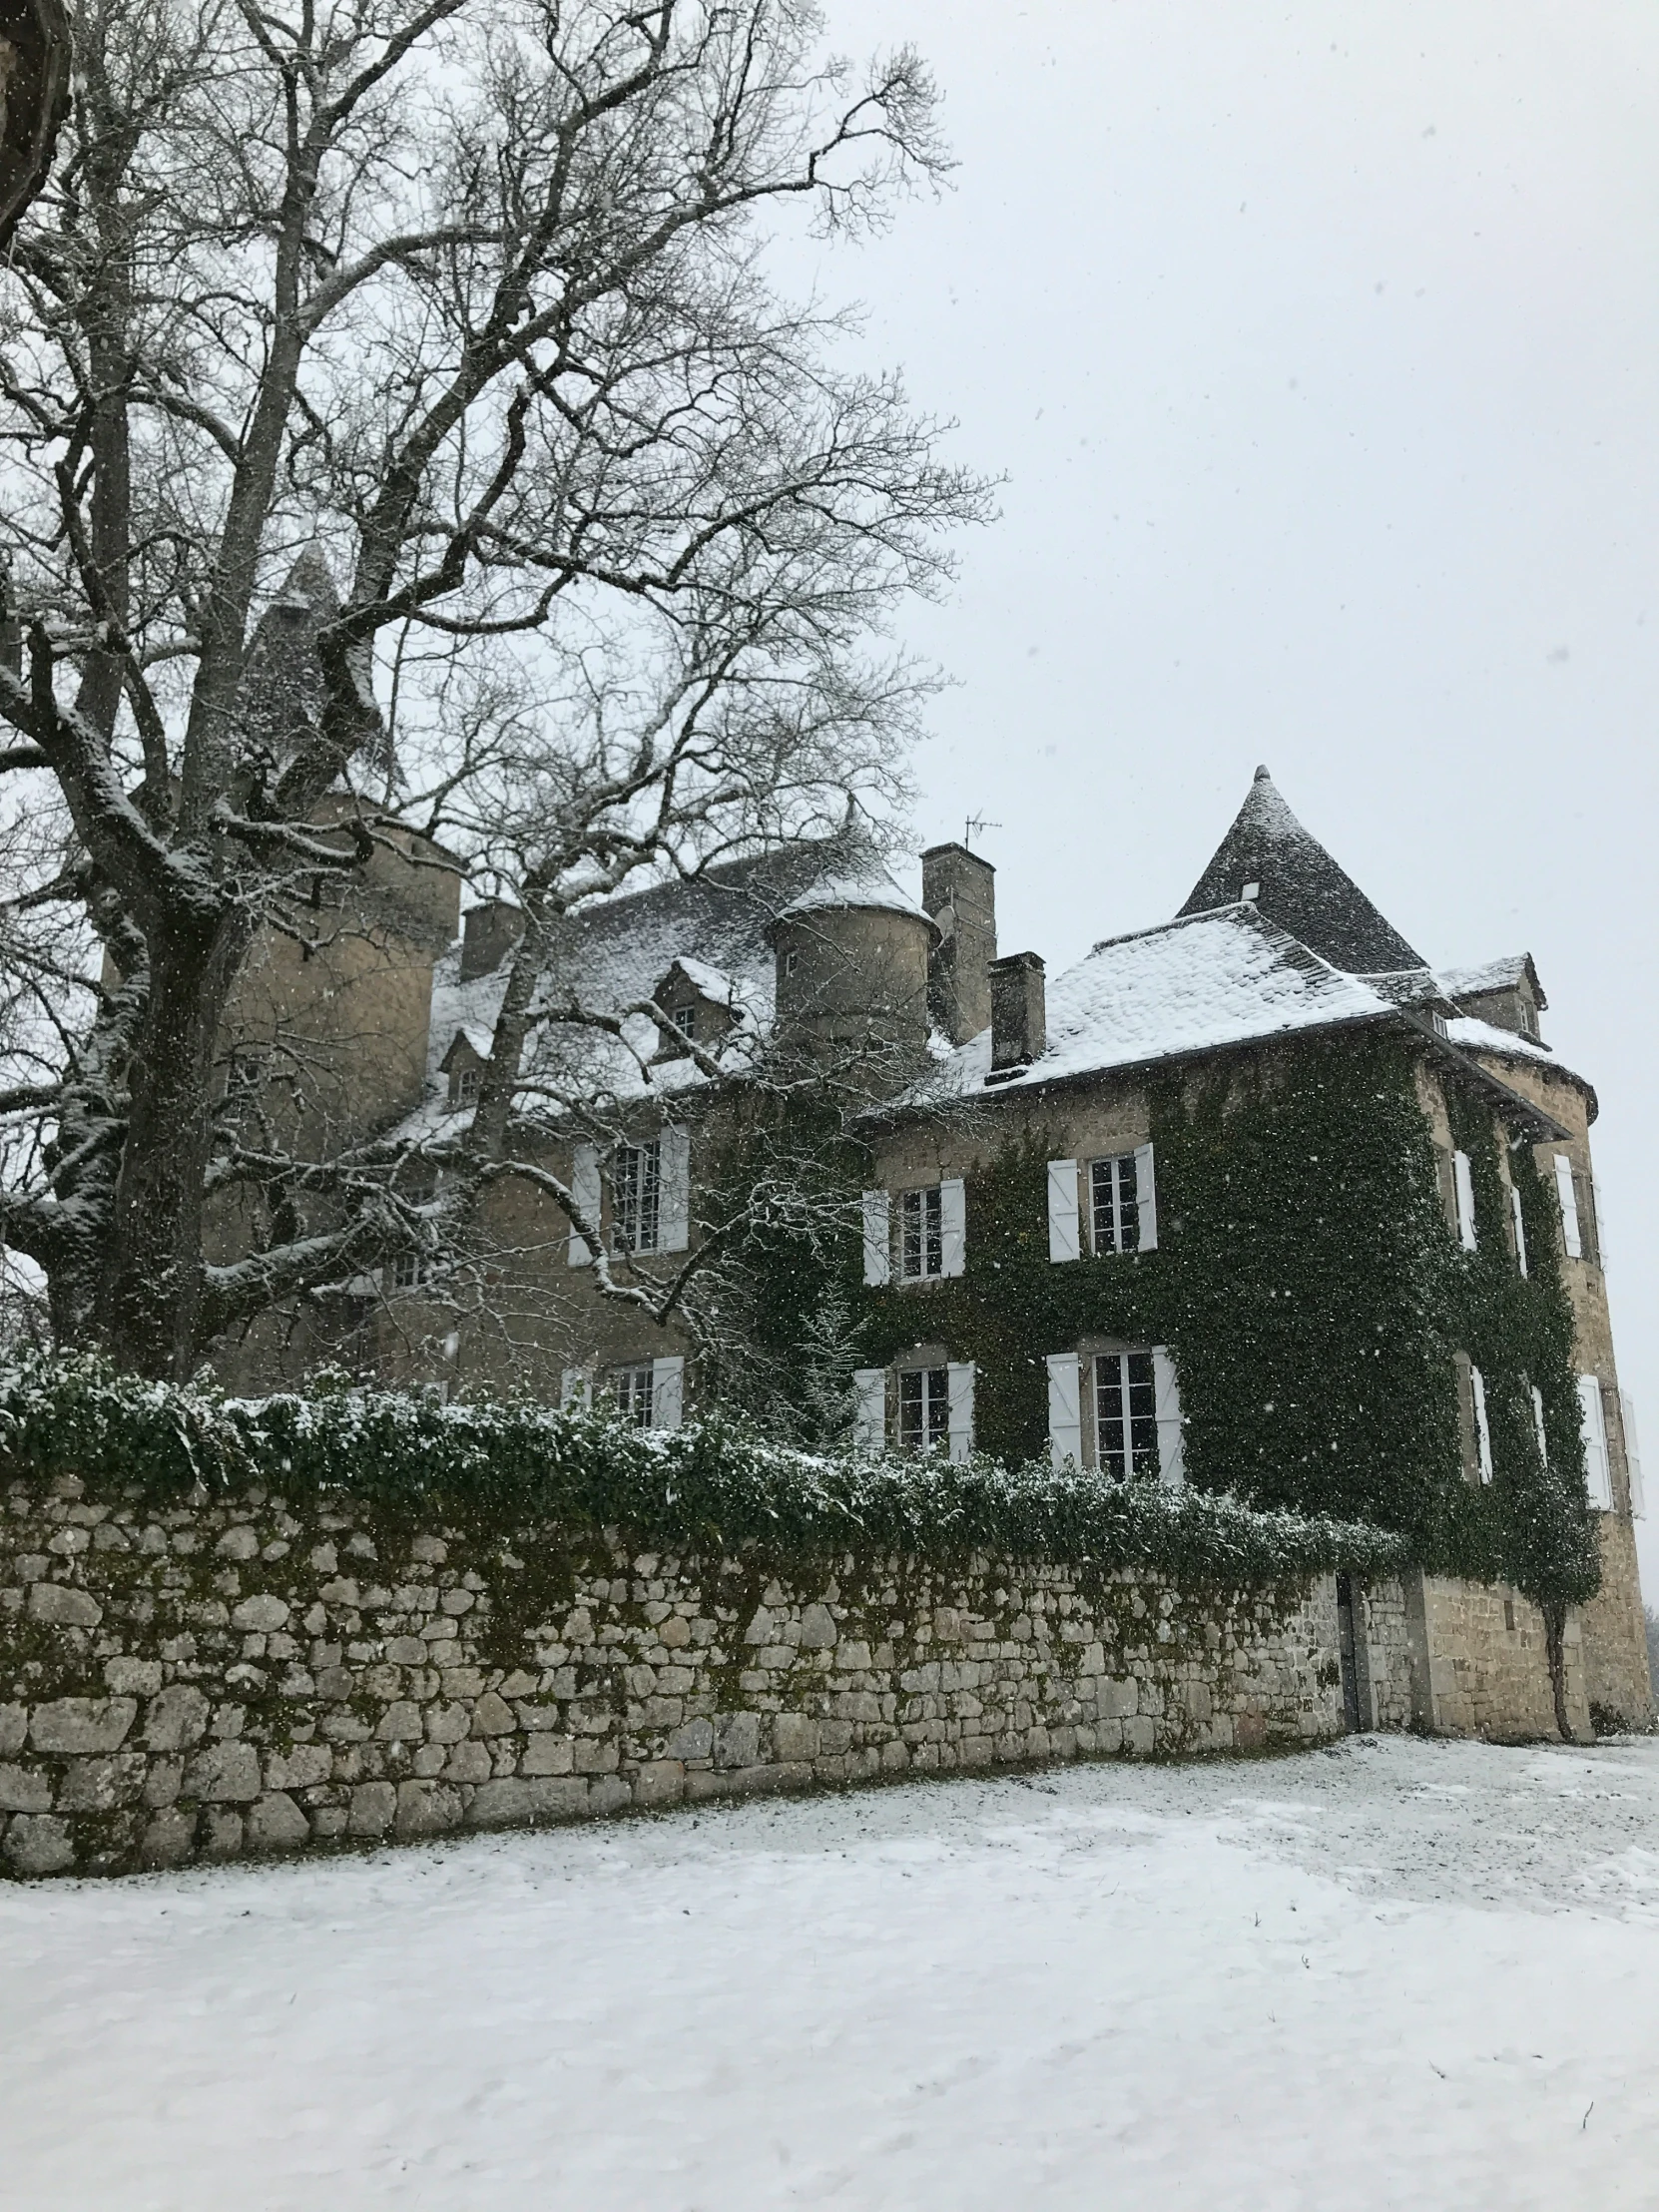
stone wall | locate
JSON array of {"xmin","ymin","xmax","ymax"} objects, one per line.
[
  {"xmin": 1, "ymin": 1471, "xmax": 1349, "ymax": 1879},
  {"xmin": 1404, "ymin": 1572, "xmax": 1590, "ymax": 1742}
]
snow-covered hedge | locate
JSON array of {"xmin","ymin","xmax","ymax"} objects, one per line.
[{"xmin": 0, "ymin": 1356, "xmax": 1405, "ymax": 1585}]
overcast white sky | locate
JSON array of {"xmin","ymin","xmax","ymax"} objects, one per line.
[{"xmin": 799, "ymin": 1, "xmax": 1659, "ymax": 1596}]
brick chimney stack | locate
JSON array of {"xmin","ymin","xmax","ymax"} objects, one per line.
[{"xmin": 921, "ymin": 842, "xmax": 997, "ymax": 1044}]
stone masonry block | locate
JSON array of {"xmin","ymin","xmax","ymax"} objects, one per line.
[
  {"xmin": 27, "ymin": 1582, "xmax": 101, "ymax": 1628},
  {"xmin": 143, "ymin": 1685, "xmax": 210, "ymax": 1752},
  {"xmin": 4, "ymin": 1815, "xmax": 75, "ymax": 1876},
  {"xmin": 465, "ymin": 1778, "xmax": 587, "ymax": 1829},
  {"xmin": 58, "ymin": 1755, "xmax": 147, "ymax": 1812},
  {"xmin": 30, "ymin": 1697, "xmax": 137, "ymax": 1754},
  {"xmin": 394, "ymin": 1780, "xmax": 462, "ymax": 1838},
  {"xmin": 0, "ymin": 1705, "xmax": 24, "ymax": 1757},
  {"xmin": 714, "ymin": 1712, "xmax": 761, "ymax": 1769},
  {"xmin": 348, "ymin": 1782, "xmax": 397, "ymax": 1837},
  {"xmin": 184, "ymin": 1740, "xmax": 262, "ymax": 1803},
  {"xmin": 0, "ymin": 1764, "xmax": 53, "ymax": 1814},
  {"xmin": 247, "ymin": 1792, "xmax": 311, "ymax": 1852}
]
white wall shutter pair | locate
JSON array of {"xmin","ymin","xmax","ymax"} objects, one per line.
[
  {"xmin": 1452, "ymin": 1151, "xmax": 1477, "ymax": 1252},
  {"xmin": 1578, "ymin": 1374, "xmax": 1613, "ymax": 1510},
  {"xmin": 1554, "ymin": 1154, "xmax": 1582, "ymax": 1260},
  {"xmin": 1045, "ymin": 1144, "xmax": 1158, "ymax": 1262},
  {"xmin": 567, "ymin": 1143, "xmax": 602, "ymax": 1267},
  {"xmin": 1510, "ymin": 1186, "xmax": 1528, "ymax": 1277},
  {"xmin": 1045, "ymin": 1347, "xmax": 1184, "ymax": 1487},
  {"xmin": 1621, "ymin": 1391, "xmax": 1645, "ymax": 1519},
  {"xmin": 861, "ymin": 1180, "xmax": 966, "ymax": 1281},
  {"xmin": 652, "ymin": 1356, "xmax": 685, "ymax": 1430}
]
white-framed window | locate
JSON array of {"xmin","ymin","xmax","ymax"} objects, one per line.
[
  {"xmin": 455, "ymin": 1064, "xmax": 481, "ymax": 1107},
  {"xmin": 898, "ymin": 1366, "xmax": 950, "ymax": 1453},
  {"xmin": 614, "ymin": 1138, "xmax": 663, "ymax": 1253},
  {"xmin": 851, "ymin": 1361, "xmax": 973, "ymax": 1459},
  {"xmin": 613, "ymin": 1362, "xmax": 655, "ymax": 1426},
  {"xmin": 1578, "ymin": 1374, "xmax": 1614, "ymax": 1511},
  {"xmin": 607, "ymin": 1356, "xmax": 685, "ymax": 1432},
  {"xmin": 1092, "ymin": 1155, "xmax": 1142, "ymax": 1256},
  {"xmin": 390, "ymin": 1252, "xmax": 426, "ymax": 1293},
  {"xmin": 1047, "ymin": 1145, "xmax": 1158, "ymax": 1265},
  {"xmin": 1046, "ymin": 1345, "xmax": 1183, "ymax": 1484},
  {"xmin": 900, "ymin": 1185, "xmax": 943, "ymax": 1280},
  {"xmin": 865, "ymin": 1179, "xmax": 965, "ymax": 1286},
  {"xmin": 1095, "ymin": 1351, "xmax": 1158, "ymax": 1480}
]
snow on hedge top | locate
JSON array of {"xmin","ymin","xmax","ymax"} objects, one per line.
[{"xmin": 905, "ymin": 905, "xmax": 1393, "ymax": 1100}]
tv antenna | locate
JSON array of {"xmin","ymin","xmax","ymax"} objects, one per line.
[{"xmin": 964, "ymin": 814, "xmax": 1002, "ymax": 849}]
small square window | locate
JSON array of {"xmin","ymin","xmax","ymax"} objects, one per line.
[
  {"xmin": 391, "ymin": 1253, "xmax": 424, "ymax": 1292},
  {"xmin": 671, "ymin": 1003, "xmax": 698, "ymax": 1040},
  {"xmin": 455, "ymin": 1065, "xmax": 481, "ymax": 1106}
]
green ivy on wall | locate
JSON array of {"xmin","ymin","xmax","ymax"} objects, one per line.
[{"xmin": 856, "ymin": 1034, "xmax": 1599, "ymax": 1609}]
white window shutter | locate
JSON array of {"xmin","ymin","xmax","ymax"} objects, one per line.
[
  {"xmin": 1578, "ymin": 1374, "xmax": 1613, "ymax": 1509},
  {"xmin": 651, "ymin": 1356, "xmax": 685, "ymax": 1431},
  {"xmin": 659, "ymin": 1125, "xmax": 691, "ymax": 1254},
  {"xmin": 861, "ymin": 1190, "xmax": 890, "ymax": 1287},
  {"xmin": 1469, "ymin": 1364, "xmax": 1492, "ymax": 1482},
  {"xmin": 1592, "ymin": 1177, "xmax": 1608, "ymax": 1269},
  {"xmin": 946, "ymin": 1362, "xmax": 975, "ymax": 1462},
  {"xmin": 1531, "ymin": 1383, "xmax": 1548, "ymax": 1466},
  {"xmin": 1554, "ymin": 1154, "xmax": 1582, "ymax": 1259},
  {"xmin": 1046, "ymin": 1353, "xmax": 1082, "ymax": 1469},
  {"xmin": 1047, "ymin": 1158, "xmax": 1080, "ymax": 1264},
  {"xmin": 852, "ymin": 1368, "xmax": 886, "ymax": 1452},
  {"xmin": 568, "ymin": 1143, "xmax": 601, "ymax": 1267},
  {"xmin": 1152, "ymin": 1346, "xmax": 1185, "ymax": 1488},
  {"xmin": 1135, "ymin": 1142, "xmax": 1159, "ymax": 1252},
  {"xmin": 1452, "ymin": 1151, "xmax": 1477, "ymax": 1252},
  {"xmin": 1621, "ymin": 1391, "xmax": 1645, "ymax": 1518},
  {"xmin": 560, "ymin": 1368, "xmax": 592, "ymax": 1409},
  {"xmin": 939, "ymin": 1177, "xmax": 967, "ymax": 1278},
  {"xmin": 1510, "ymin": 1185, "xmax": 1528, "ymax": 1277}
]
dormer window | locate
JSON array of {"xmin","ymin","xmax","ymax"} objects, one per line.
[
  {"xmin": 670, "ymin": 1002, "xmax": 698, "ymax": 1041},
  {"xmin": 650, "ymin": 960, "xmax": 737, "ymax": 1061},
  {"xmin": 456, "ymin": 1065, "xmax": 481, "ymax": 1106},
  {"xmin": 438, "ymin": 1028, "xmax": 491, "ymax": 1109}
]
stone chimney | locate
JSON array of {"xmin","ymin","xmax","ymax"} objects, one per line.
[
  {"xmin": 460, "ymin": 897, "xmax": 526, "ymax": 982},
  {"xmin": 921, "ymin": 842, "xmax": 997, "ymax": 1044},
  {"xmin": 988, "ymin": 951, "xmax": 1045, "ymax": 1076}
]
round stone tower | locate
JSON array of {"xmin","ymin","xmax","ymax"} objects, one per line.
[{"xmin": 771, "ymin": 866, "xmax": 937, "ymax": 1072}]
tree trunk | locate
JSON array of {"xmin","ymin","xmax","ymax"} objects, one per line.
[
  {"xmin": 92, "ymin": 909, "xmax": 250, "ymax": 1378},
  {"xmin": 1543, "ymin": 1601, "xmax": 1573, "ymax": 1741}
]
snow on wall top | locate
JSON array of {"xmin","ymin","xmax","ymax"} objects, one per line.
[
  {"xmin": 775, "ymin": 867, "xmax": 935, "ymax": 931},
  {"xmin": 893, "ymin": 904, "xmax": 1394, "ymax": 1104},
  {"xmin": 1178, "ymin": 767, "xmax": 1427, "ymax": 976}
]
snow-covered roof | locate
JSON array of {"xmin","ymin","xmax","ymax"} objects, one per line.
[
  {"xmin": 1179, "ymin": 767, "xmax": 1427, "ymax": 976},
  {"xmin": 1443, "ymin": 1015, "xmax": 1555, "ymax": 1066},
  {"xmin": 403, "ymin": 836, "xmax": 911, "ymax": 1133},
  {"xmin": 774, "ymin": 867, "xmax": 935, "ymax": 931},
  {"xmin": 884, "ymin": 905, "xmax": 1396, "ymax": 1106},
  {"xmin": 1439, "ymin": 953, "xmax": 1547, "ymax": 1009},
  {"xmin": 438, "ymin": 1023, "xmax": 495, "ymax": 1066}
]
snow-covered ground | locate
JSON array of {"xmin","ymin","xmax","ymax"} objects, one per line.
[{"xmin": 6, "ymin": 1736, "xmax": 1659, "ymax": 2211}]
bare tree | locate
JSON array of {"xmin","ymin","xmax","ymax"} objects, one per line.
[{"xmin": 0, "ymin": 0, "xmax": 989, "ymax": 1381}]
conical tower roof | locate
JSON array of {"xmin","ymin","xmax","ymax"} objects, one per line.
[{"xmin": 1177, "ymin": 766, "xmax": 1425, "ymax": 974}]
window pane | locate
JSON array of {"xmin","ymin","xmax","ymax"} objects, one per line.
[
  {"xmin": 614, "ymin": 1141, "xmax": 662, "ymax": 1253},
  {"xmin": 614, "ymin": 1365, "xmax": 654, "ymax": 1426},
  {"xmin": 900, "ymin": 1189, "xmax": 942, "ymax": 1280},
  {"xmin": 899, "ymin": 1368, "xmax": 924, "ymax": 1448},
  {"xmin": 1096, "ymin": 1353, "xmax": 1127, "ymax": 1478},
  {"xmin": 924, "ymin": 1186, "xmax": 942, "ymax": 1276},
  {"xmin": 1117, "ymin": 1154, "xmax": 1140, "ymax": 1252},
  {"xmin": 1091, "ymin": 1160, "xmax": 1118, "ymax": 1255},
  {"xmin": 1126, "ymin": 1351, "xmax": 1157, "ymax": 1473},
  {"xmin": 926, "ymin": 1367, "xmax": 949, "ymax": 1451}
]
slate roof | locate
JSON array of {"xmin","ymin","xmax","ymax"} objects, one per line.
[{"xmin": 1178, "ymin": 767, "xmax": 1427, "ymax": 975}]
